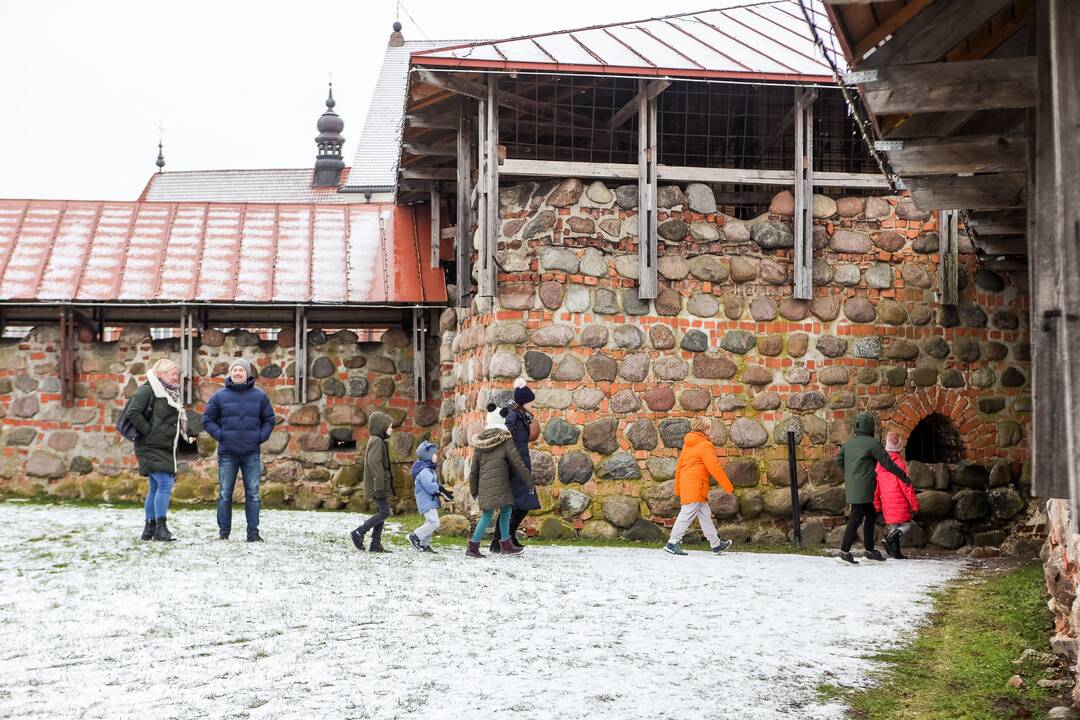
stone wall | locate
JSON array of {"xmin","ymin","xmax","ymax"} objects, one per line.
[
  {"xmin": 1043, "ymin": 500, "xmax": 1080, "ymax": 701},
  {"xmin": 0, "ymin": 324, "xmax": 441, "ymax": 510},
  {"xmin": 439, "ymin": 178, "xmax": 1036, "ymax": 548}
]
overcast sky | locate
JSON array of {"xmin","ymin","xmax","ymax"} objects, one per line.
[{"xmin": 0, "ymin": 0, "xmax": 745, "ymax": 201}]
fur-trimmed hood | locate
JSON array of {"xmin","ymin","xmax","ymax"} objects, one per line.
[{"xmin": 472, "ymin": 427, "xmax": 511, "ymax": 450}]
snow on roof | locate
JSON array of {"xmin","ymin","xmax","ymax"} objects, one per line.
[
  {"xmin": 140, "ymin": 168, "xmax": 355, "ymax": 204},
  {"xmin": 0, "ymin": 199, "xmax": 445, "ymax": 305},
  {"xmin": 411, "ymin": 1, "xmax": 843, "ymax": 82},
  {"xmin": 345, "ymin": 40, "xmax": 475, "ymax": 191}
]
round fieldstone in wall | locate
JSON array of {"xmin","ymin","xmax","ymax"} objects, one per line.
[
  {"xmin": 649, "ymin": 324, "xmax": 676, "ymax": 350},
  {"xmin": 681, "ymin": 330, "xmax": 709, "ymax": 353},
  {"xmin": 311, "ymin": 356, "xmax": 337, "ymax": 378},
  {"xmin": 539, "ymin": 281, "xmax": 565, "ymax": 310},
  {"xmin": 551, "ymin": 353, "xmax": 586, "ymax": 382},
  {"xmin": 834, "ymin": 263, "xmax": 861, "ymax": 286},
  {"xmin": 579, "ymin": 247, "xmax": 607, "ymax": 277},
  {"xmin": 530, "ymin": 450, "xmax": 555, "ymax": 485},
  {"xmin": 922, "ymin": 336, "xmax": 950, "ymax": 359},
  {"xmin": 1001, "ymin": 367, "xmax": 1026, "ymax": 387},
  {"xmin": 689, "ymin": 255, "xmax": 728, "ymax": 283},
  {"xmin": 730, "ymin": 418, "xmax": 768, "ymax": 448},
  {"xmin": 626, "ymin": 416, "xmax": 656, "ymax": 451},
  {"xmin": 679, "ymin": 387, "xmax": 712, "ymax": 411},
  {"xmin": 493, "ymin": 322, "xmax": 527, "ymax": 345},
  {"xmin": 685, "ymin": 183, "xmax": 717, "ymax": 214},
  {"xmin": 974, "ymin": 269, "xmax": 1005, "ymax": 292},
  {"xmin": 742, "ymin": 365, "xmax": 772, "ymax": 386},
  {"xmin": 721, "ymin": 330, "xmax": 756, "ymax": 354},
  {"xmin": 854, "ymin": 337, "xmax": 882, "ymax": 360},
  {"xmin": 658, "ymin": 255, "xmax": 690, "ymax": 280},
  {"xmin": 583, "ymin": 418, "xmax": 619, "ymax": 455},
  {"xmin": 654, "ymin": 356, "xmax": 689, "ymax": 381},
  {"xmin": 896, "ymin": 199, "xmax": 930, "ymax": 221},
  {"xmin": 729, "ymin": 257, "xmax": 757, "ymax": 283},
  {"xmin": 818, "ymin": 366, "xmax": 850, "ymax": 385},
  {"xmin": 546, "ymin": 178, "xmax": 584, "ymax": 207},
  {"xmin": 322, "ymin": 378, "xmax": 346, "ymax": 397},
  {"xmin": 722, "ymin": 293, "xmax": 745, "ymax": 320},
  {"xmin": 830, "ymin": 229, "xmax": 872, "ymax": 253},
  {"xmin": 751, "ymin": 221, "xmax": 794, "ymax": 249},
  {"xmin": 565, "ymin": 285, "xmax": 591, "ymax": 313},
  {"xmin": 539, "ymin": 247, "xmax": 579, "ymax": 274},
  {"xmin": 787, "ymin": 391, "xmax": 825, "ymax": 411},
  {"xmin": 586, "ymin": 353, "xmax": 618, "ymax": 382},
  {"xmin": 901, "ymin": 264, "xmax": 931, "ymax": 288},
  {"xmin": 532, "ymin": 325, "xmax": 575, "ymax": 348},
  {"xmin": 908, "ymin": 304, "xmax": 933, "ymax": 325},
  {"xmin": 830, "ymin": 391, "xmax": 856, "ymax": 409},
  {"xmin": 654, "ymin": 289, "xmax": 682, "ymax": 316},
  {"xmin": 693, "ymin": 355, "xmax": 737, "ymax": 379},
  {"xmin": 787, "ymin": 333, "xmax": 809, "ymax": 357},
  {"xmin": 544, "ymin": 418, "xmax": 580, "ymax": 446},
  {"xmin": 836, "ymin": 196, "xmax": 864, "ymax": 217},
  {"xmin": 878, "ymin": 299, "xmax": 908, "ymax": 325},
  {"xmin": 10, "ymin": 394, "xmax": 39, "ymax": 418},
  {"xmin": 580, "ymin": 324, "xmax": 608, "ymax": 348},
  {"xmin": 610, "ymin": 388, "xmax": 641, "ymax": 414},
  {"xmin": 568, "ymin": 216, "xmax": 597, "ymax": 236},
  {"xmin": 348, "ymin": 378, "xmax": 369, "ymax": 397},
  {"xmin": 690, "ymin": 221, "xmax": 720, "ymax": 243},
  {"xmin": 558, "ymin": 452, "xmax": 593, "ymax": 484},
  {"xmin": 499, "ymin": 283, "xmax": 535, "ymax": 310},
  {"xmin": 688, "ymin": 293, "xmax": 720, "ymax": 318},
  {"xmin": 816, "ymin": 335, "xmax": 847, "ymax": 358},
  {"xmin": 613, "ymin": 325, "xmax": 645, "ymax": 350},
  {"xmin": 769, "ymin": 190, "xmax": 795, "ymax": 215},
  {"xmin": 883, "ymin": 339, "xmax": 919, "ymax": 360},
  {"xmin": 658, "ymin": 219, "xmax": 689, "ymax": 243},
  {"xmin": 779, "ymin": 298, "xmax": 809, "ymax": 321},
  {"xmin": 971, "ymin": 368, "xmax": 996, "ymax": 388},
  {"xmin": 809, "ymin": 296, "xmax": 840, "ymax": 322},
  {"xmin": 372, "ymin": 377, "xmax": 396, "ymax": 397},
  {"xmin": 621, "ymin": 289, "xmax": 651, "ymax": 316},
  {"xmin": 749, "ymin": 296, "xmax": 777, "ymax": 321},
  {"xmin": 724, "ymin": 219, "xmax": 750, "ymax": 243},
  {"xmin": 592, "ymin": 288, "xmax": 619, "ymax": 315},
  {"xmin": 865, "ymin": 263, "xmax": 893, "ymax": 289},
  {"xmin": 615, "ymin": 184, "xmax": 638, "ymax": 209},
  {"xmin": 983, "ymin": 341, "xmax": 1008, "ymax": 360},
  {"xmin": 619, "ymin": 354, "xmax": 651, "ymax": 382},
  {"xmin": 657, "ymin": 185, "xmax": 687, "ymax": 209},
  {"xmin": 941, "ymin": 369, "xmax": 966, "ymax": 388},
  {"xmin": 757, "ymin": 334, "xmax": 783, "ymax": 356},
  {"xmin": 958, "ymin": 305, "xmax": 988, "ymax": 328},
  {"xmin": 524, "ymin": 351, "xmax": 553, "ymax": 380},
  {"xmin": 600, "ymin": 218, "xmax": 623, "ymax": 238},
  {"xmin": 760, "ymin": 260, "xmax": 788, "ymax": 285},
  {"xmin": 872, "ymin": 230, "xmax": 906, "ymax": 252},
  {"xmin": 910, "ymin": 367, "xmax": 938, "ymax": 386},
  {"xmin": 523, "ymin": 210, "xmax": 557, "ymax": 240},
  {"xmin": 659, "ymin": 418, "xmax": 692, "ymax": 448},
  {"xmin": 644, "ymin": 386, "xmax": 676, "ymax": 412},
  {"xmin": 912, "ymin": 232, "xmax": 939, "ymax": 253},
  {"xmin": 489, "ymin": 352, "xmax": 522, "ymax": 379},
  {"xmin": 599, "ymin": 453, "xmax": 642, "ymax": 480},
  {"xmin": 752, "ymin": 392, "xmax": 782, "ymax": 411},
  {"xmin": 992, "ymin": 310, "xmax": 1019, "ymax": 330},
  {"xmin": 784, "ymin": 365, "xmax": 811, "ymax": 385},
  {"xmin": 813, "ymin": 194, "xmax": 837, "ymax": 219},
  {"xmin": 843, "ymin": 297, "xmax": 876, "ymax": 323}
]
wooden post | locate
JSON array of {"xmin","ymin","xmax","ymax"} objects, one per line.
[
  {"xmin": 412, "ymin": 308, "xmax": 427, "ymax": 403},
  {"xmin": 429, "ymin": 182, "xmax": 441, "ymax": 269},
  {"xmin": 475, "ymin": 75, "xmax": 499, "ymax": 298},
  {"xmin": 59, "ymin": 306, "xmax": 76, "ymax": 408},
  {"xmin": 179, "ymin": 306, "xmax": 195, "ymax": 405},
  {"xmin": 455, "ymin": 104, "xmax": 474, "ymax": 307},
  {"xmin": 637, "ymin": 79, "xmax": 658, "ymax": 300},
  {"xmin": 793, "ymin": 89, "xmax": 815, "ymax": 300},
  {"xmin": 293, "ymin": 305, "xmax": 308, "ymax": 404},
  {"xmin": 1049, "ymin": 0, "xmax": 1080, "ymax": 513},
  {"xmin": 939, "ymin": 209, "xmax": 959, "ymax": 305}
]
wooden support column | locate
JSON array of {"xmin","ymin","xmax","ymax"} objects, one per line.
[
  {"xmin": 429, "ymin": 182, "xmax": 441, "ymax": 269},
  {"xmin": 476, "ymin": 75, "xmax": 499, "ymax": 299},
  {"xmin": 455, "ymin": 103, "xmax": 474, "ymax": 307},
  {"xmin": 179, "ymin": 306, "xmax": 195, "ymax": 405},
  {"xmin": 59, "ymin": 306, "xmax": 76, "ymax": 408},
  {"xmin": 412, "ymin": 308, "xmax": 428, "ymax": 403},
  {"xmin": 293, "ymin": 306, "xmax": 308, "ymax": 404},
  {"xmin": 1048, "ymin": 0, "xmax": 1080, "ymax": 513},
  {"xmin": 793, "ymin": 89, "xmax": 814, "ymax": 301},
  {"xmin": 939, "ymin": 210, "xmax": 960, "ymax": 305},
  {"xmin": 637, "ymin": 79, "xmax": 658, "ymax": 300}
]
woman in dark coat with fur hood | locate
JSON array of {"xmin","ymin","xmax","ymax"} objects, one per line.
[
  {"xmin": 489, "ymin": 379, "xmax": 541, "ymax": 553},
  {"xmin": 467, "ymin": 404, "xmax": 534, "ymax": 558}
]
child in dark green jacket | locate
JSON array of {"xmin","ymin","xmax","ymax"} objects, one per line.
[{"xmin": 835, "ymin": 412, "xmax": 911, "ymax": 565}]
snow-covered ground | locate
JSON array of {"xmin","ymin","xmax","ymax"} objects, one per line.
[{"xmin": 0, "ymin": 502, "xmax": 962, "ymax": 719}]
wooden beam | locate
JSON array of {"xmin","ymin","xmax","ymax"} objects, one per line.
[
  {"xmin": 907, "ymin": 172, "xmax": 1028, "ymax": 211},
  {"xmin": 940, "ymin": 210, "xmax": 960, "ymax": 304},
  {"xmin": 793, "ymin": 89, "xmax": 814, "ymax": 301},
  {"xmin": 406, "ymin": 113, "xmax": 460, "ymax": 130},
  {"xmin": 975, "ymin": 237, "xmax": 1027, "ymax": 255},
  {"xmin": 403, "ymin": 142, "xmax": 457, "ymax": 158},
  {"xmin": 455, "ymin": 105, "xmax": 474, "ymax": 307},
  {"xmin": 416, "ymin": 69, "xmax": 594, "ymax": 129},
  {"xmin": 858, "ymin": 57, "xmax": 1037, "ymax": 115},
  {"xmin": 968, "ymin": 209, "xmax": 1027, "ymax": 235},
  {"xmin": 637, "ymin": 79, "xmax": 658, "ymax": 301},
  {"xmin": 400, "ymin": 167, "xmax": 457, "ymax": 181},
  {"xmin": 429, "ymin": 183, "xmax": 441, "ymax": 269},
  {"xmin": 886, "ymin": 134, "xmax": 1028, "ymax": 175},
  {"xmin": 476, "ymin": 75, "xmax": 498, "ymax": 299},
  {"xmin": 497, "ymin": 158, "xmax": 891, "ymax": 188},
  {"xmin": 860, "ymin": 0, "xmax": 1015, "ymax": 69},
  {"xmin": 852, "ymin": 0, "xmax": 933, "ymax": 59},
  {"xmin": 605, "ymin": 79, "xmax": 670, "ymax": 131}
]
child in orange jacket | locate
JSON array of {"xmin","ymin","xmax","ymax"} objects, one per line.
[{"xmin": 664, "ymin": 416, "xmax": 736, "ymax": 556}]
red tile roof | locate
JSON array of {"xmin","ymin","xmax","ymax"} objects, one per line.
[
  {"xmin": 139, "ymin": 168, "xmax": 356, "ymax": 204},
  {"xmin": 0, "ymin": 200, "xmax": 445, "ymax": 305},
  {"xmin": 411, "ymin": 1, "xmax": 842, "ymax": 83}
]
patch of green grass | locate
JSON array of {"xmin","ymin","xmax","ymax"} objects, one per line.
[{"xmin": 820, "ymin": 563, "xmax": 1053, "ymax": 720}]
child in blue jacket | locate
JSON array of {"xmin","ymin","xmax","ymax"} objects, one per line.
[{"xmin": 408, "ymin": 441, "xmax": 453, "ymax": 553}]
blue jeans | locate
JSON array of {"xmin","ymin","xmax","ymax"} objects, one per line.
[
  {"xmin": 144, "ymin": 472, "xmax": 175, "ymax": 520},
  {"xmin": 216, "ymin": 454, "xmax": 261, "ymax": 536},
  {"xmin": 471, "ymin": 504, "xmax": 512, "ymax": 543}
]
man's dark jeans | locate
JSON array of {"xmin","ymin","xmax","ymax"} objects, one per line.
[
  {"xmin": 356, "ymin": 497, "xmax": 391, "ymax": 548},
  {"xmin": 217, "ymin": 453, "xmax": 262, "ymax": 537},
  {"xmin": 840, "ymin": 502, "xmax": 877, "ymax": 553}
]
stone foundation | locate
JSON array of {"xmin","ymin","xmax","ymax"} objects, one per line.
[
  {"xmin": 439, "ymin": 179, "xmax": 1036, "ymax": 548},
  {"xmin": 0, "ymin": 324, "xmax": 440, "ymax": 510},
  {"xmin": 1043, "ymin": 499, "xmax": 1080, "ymax": 702}
]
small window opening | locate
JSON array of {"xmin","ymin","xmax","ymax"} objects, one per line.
[{"xmin": 906, "ymin": 413, "xmax": 964, "ymax": 464}]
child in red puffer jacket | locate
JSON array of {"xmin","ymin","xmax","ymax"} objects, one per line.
[{"xmin": 874, "ymin": 432, "xmax": 919, "ymax": 559}]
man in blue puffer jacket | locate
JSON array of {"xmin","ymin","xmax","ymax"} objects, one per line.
[{"xmin": 203, "ymin": 359, "xmax": 276, "ymax": 542}]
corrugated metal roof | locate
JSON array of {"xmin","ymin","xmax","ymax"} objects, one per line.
[
  {"xmin": 345, "ymin": 40, "xmax": 475, "ymax": 190},
  {"xmin": 0, "ymin": 200, "xmax": 445, "ymax": 305},
  {"xmin": 140, "ymin": 168, "xmax": 355, "ymax": 204},
  {"xmin": 411, "ymin": 1, "xmax": 843, "ymax": 82}
]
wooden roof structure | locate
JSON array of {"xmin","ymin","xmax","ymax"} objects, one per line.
[{"xmin": 824, "ymin": 0, "xmax": 1080, "ymax": 511}]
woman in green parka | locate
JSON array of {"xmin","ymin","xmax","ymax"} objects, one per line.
[{"xmin": 125, "ymin": 358, "xmax": 192, "ymax": 542}]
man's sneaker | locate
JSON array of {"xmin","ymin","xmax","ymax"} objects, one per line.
[
  {"xmin": 407, "ymin": 533, "xmax": 423, "ymax": 552},
  {"xmin": 835, "ymin": 551, "xmax": 859, "ymax": 565},
  {"xmin": 863, "ymin": 549, "xmax": 886, "ymax": 562},
  {"xmin": 350, "ymin": 529, "xmax": 365, "ymax": 551},
  {"xmin": 664, "ymin": 542, "xmax": 687, "ymax": 556},
  {"xmin": 711, "ymin": 539, "xmax": 733, "ymax": 554},
  {"xmin": 246, "ymin": 532, "xmax": 264, "ymax": 543},
  {"xmin": 421, "ymin": 545, "xmax": 438, "ymax": 554}
]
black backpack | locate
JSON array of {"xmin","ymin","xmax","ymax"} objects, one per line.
[{"xmin": 116, "ymin": 386, "xmax": 153, "ymax": 443}]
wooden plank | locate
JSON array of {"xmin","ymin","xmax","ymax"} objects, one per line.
[
  {"xmin": 429, "ymin": 183, "xmax": 440, "ymax": 269},
  {"xmin": 498, "ymin": 159, "xmax": 890, "ymax": 188},
  {"xmin": 403, "ymin": 142, "xmax": 457, "ymax": 157},
  {"xmin": 860, "ymin": 57, "xmax": 1037, "ymax": 115},
  {"xmin": 455, "ymin": 106, "xmax": 474, "ymax": 307},
  {"xmin": 605, "ymin": 79, "xmax": 670, "ymax": 131},
  {"xmin": 1049, "ymin": 0, "xmax": 1080, "ymax": 510},
  {"xmin": 416, "ymin": 69, "xmax": 594, "ymax": 129},
  {"xmin": 400, "ymin": 167, "xmax": 457, "ymax": 180},
  {"xmin": 907, "ymin": 172, "xmax": 1028, "ymax": 211},
  {"xmin": 852, "ymin": 0, "xmax": 933, "ymax": 59},
  {"xmin": 638, "ymin": 80, "xmax": 658, "ymax": 301},
  {"xmin": 886, "ymin": 134, "xmax": 1028, "ymax": 175},
  {"xmin": 940, "ymin": 210, "xmax": 959, "ymax": 305},
  {"xmin": 975, "ymin": 238, "xmax": 1027, "ymax": 255},
  {"xmin": 793, "ymin": 89, "xmax": 814, "ymax": 300},
  {"xmin": 405, "ymin": 113, "xmax": 460, "ymax": 130},
  {"xmin": 475, "ymin": 74, "xmax": 499, "ymax": 299},
  {"xmin": 860, "ymin": 0, "xmax": 1015, "ymax": 69}
]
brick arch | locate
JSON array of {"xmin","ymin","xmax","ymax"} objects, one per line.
[{"xmin": 887, "ymin": 387, "xmax": 993, "ymax": 456}]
